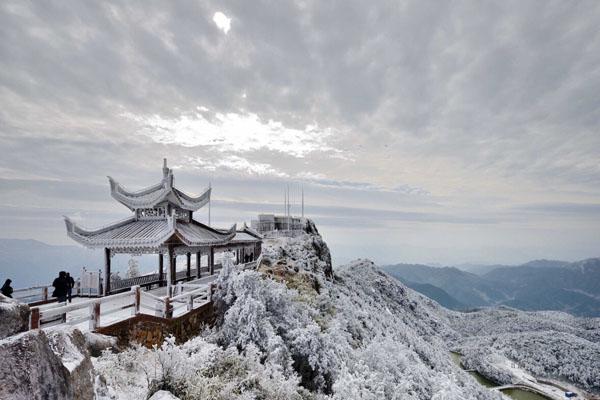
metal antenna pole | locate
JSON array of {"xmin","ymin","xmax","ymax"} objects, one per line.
[
  {"xmin": 285, "ymin": 186, "xmax": 288, "ymax": 230},
  {"xmin": 302, "ymin": 185, "xmax": 304, "ymax": 218},
  {"xmin": 284, "ymin": 186, "xmax": 287, "ymax": 230},
  {"xmin": 284, "ymin": 187, "xmax": 286, "ymax": 218}
]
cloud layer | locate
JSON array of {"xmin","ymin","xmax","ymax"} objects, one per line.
[{"xmin": 1, "ymin": 1, "xmax": 600, "ymax": 265}]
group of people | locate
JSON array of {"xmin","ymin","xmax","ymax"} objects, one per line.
[
  {"xmin": 1, "ymin": 272, "xmax": 75, "ymax": 303},
  {"xmin": 52, "ymin": 271, "xmax": 75, "ymax": 303}
]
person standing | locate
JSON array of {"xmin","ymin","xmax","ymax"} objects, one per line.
[
  {"xmin": 1, "ymin": 279, "xmax": 13, "ymax": 298},
  {"xmin": 66, "ymin": 273, "xmax": 75, "ymax": 303},
  {"xmin": 52, "ymin": 271, "xmax": 69, "ymax": 303}
]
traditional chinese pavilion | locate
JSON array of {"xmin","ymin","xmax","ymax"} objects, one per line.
[{"xmin": 65, "ymin": 159, "xmax": 262, "ymax": 295}]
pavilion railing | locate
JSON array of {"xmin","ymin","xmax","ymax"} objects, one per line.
[
  {"xmin": 110, "ymin": 264, "xmax": 223, "ymax": 293},
  {"xmin": 111, "ymin": 273, "xmax": 161, "ymax": 292}
]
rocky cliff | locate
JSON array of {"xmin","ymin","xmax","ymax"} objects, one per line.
[
  {"xmin": 0, "ymin": 294, "xmax": 29, "ymax": 339},
  {"xmin": 0, "ymin": 328, "xmax": 94, "ymax": 400}
]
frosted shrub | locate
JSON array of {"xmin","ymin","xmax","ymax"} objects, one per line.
[
  {"xmin": 95, "ymin": 344, "xmax": 152, "ymax": 399},
  {"xmin": 215, "ymin": 269, "xmax": 334, "ymax": 392},
  {"xmin": 95, "ymin": 335, "xmax": 309, "ymax": 400}
]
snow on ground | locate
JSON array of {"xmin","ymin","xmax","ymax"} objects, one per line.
[{"xmin": 149, "ymin": 390, "xmax": 181, "ymax": 400}]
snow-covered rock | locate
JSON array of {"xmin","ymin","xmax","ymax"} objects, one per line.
[
  {"xmin": 260, "ymin": 218, "xmax": 333, "ymax": 279},
  {"xmin": 84, "ymin": 331, "xmax": 118, "ymax": 356},
  {"xmin": 0, "ymin": 327, "xmax": 94, "ymax": 400},
  {"xmin": 148, "ymin": 390, "xmax": 181, "ymax": 400},
  {"xmin": 0, "ymin": 293, "xmax": 29, "ymax": 339}
]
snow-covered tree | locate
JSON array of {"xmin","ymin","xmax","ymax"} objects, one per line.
[{"xmin": 126, "ymin": 258, "xmax": 140, "ymax": 279}]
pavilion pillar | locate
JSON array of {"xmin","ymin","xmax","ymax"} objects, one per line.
[
  {"xmin": 171, "ymin": 253, "xmax": 177, "ymax": 285},
  {"xmin": 255, "ymin": 242, "xmax": 262, "ymax": 260},
  {"xmin": 186, "ymin": 252, "xmax": 191, "ymax": 280},
  {"xmin": 167, "ymin": 246, "xmax": 174, "ymax": 297},
  {"xmin": 196, "ymin": 251, "xmax": 201, "ymax": 279},
  {"xmin": 158, "ymin": 254, "xmax": 164, "ymax": 286},
  {"xmin": 209, "ymin": 247, "xmax": 215, "ymax": 275},
  {"xmin": 104, "ymin": 248, "xmax": 111, "ymax": 296}
]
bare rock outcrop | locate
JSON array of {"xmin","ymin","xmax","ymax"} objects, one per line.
[
  {"xmin": 0, "ymin": 294, "xmax": 29, "ymax": 339},
  {"xmin": 0, "ymin": 327, "xmax": 94, "ymax": 400}
]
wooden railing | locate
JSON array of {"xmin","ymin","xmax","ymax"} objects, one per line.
[
  {"xmin": 13, "ymin": 285, "xmax": 52, "ymax": 304},
  {"xmin": 29, "ymin": 283, "xmax": 214, "ymax": 331},
  {"xmin": 168, "ymin": 283, "xmax": 213, "ymax": 318},
  {"xmin": 13, "ymin": 280, "xmax": 96, "ymax": 304}
]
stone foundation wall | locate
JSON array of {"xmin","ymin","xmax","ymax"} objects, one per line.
[{"xmin": 97, "ymin": 302, "xmax": 216, "ymax": 347}]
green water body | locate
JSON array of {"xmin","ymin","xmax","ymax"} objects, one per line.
[
  {"xmin": 500, "ymin": 388, "xmax": 550, "ymax": 400},
  {"xmin": 449, "ymin": 352, "xmax": 551, "ymax": 400}
]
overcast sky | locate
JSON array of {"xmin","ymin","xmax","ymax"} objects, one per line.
[{"xmin": 1, "ymin": 1, "xmax": 599, "ymax": 266}]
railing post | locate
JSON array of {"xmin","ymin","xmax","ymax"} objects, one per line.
[
  {"xmin": 132, "ymin": 286, "xmax": 140, "ymax": 315},
  {"xmin": 187, "ymin": 294, "xmax": 193, "ymax": 311},
  {"xmin": 155, "ymin": 299, "xmax": 163, "ymax": 317},
  {"xmin": 89, "ymin": 301, "xmax": 100, "ymax": 331},
  {"xmin": 164, "ymin": 297, "xmax": 172, "ymax": 319},
  {"xmin": 42, "ymin": 287, "xmax": 48, "ymax": 302},
  {"xmin": 177, "ymin": 282, "xmax": 182, "ymax": 297},
  {"xmin": 209, "ymin": 283, "xmax": 215, "ymax": 302},
  {"xmin": 30, "ymin": 307, "xmax": 40, "ymax": 330}
]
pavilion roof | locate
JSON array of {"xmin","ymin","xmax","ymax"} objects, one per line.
[
  {"xmin": 64, "ymin": 214, "xmax": 239, "ymax": 252},
  {"xmin": 221, "ymin": 223, "xmax": 263, "ymax": 244},
  {"xmin": 108, "ymin": 160, "xmax": 210, "ymax": 212}
]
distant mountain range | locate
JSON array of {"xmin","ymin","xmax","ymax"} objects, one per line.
[
  {"xmin": 0, "ymin": 239, "xmax": 158, "ymax": 288},
  {"xmin": 453, "ymin": 259, "xmax": 571, "ymax": 275},
  {"xmin": 3, "ymin": 238, "xmax": 599, "ymax": 318},
  {"xmin": 382, "ymin": 258, "xmax": 600, "ymax": 317}
]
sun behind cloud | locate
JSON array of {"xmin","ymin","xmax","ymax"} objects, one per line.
[{"xmin": 213, "ymin": 11, "xmax": 231, "ymax": 34}]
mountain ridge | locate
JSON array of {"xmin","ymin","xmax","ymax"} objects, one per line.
[{"xmin": 384, "ymin": 257, "xmax": 600, "ymax": 317}]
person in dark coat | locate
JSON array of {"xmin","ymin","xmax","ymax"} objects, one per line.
[
  {"xmin": 66, "ymin": 273, "xmax": 75, "ymax": 303},
  {"xmin": 1, "ymin": 279, "xmax": 13, "ymax": 298},
  {"xmin": 52, "ymin": 271, "xmax": 69, "ymax": 303}
]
